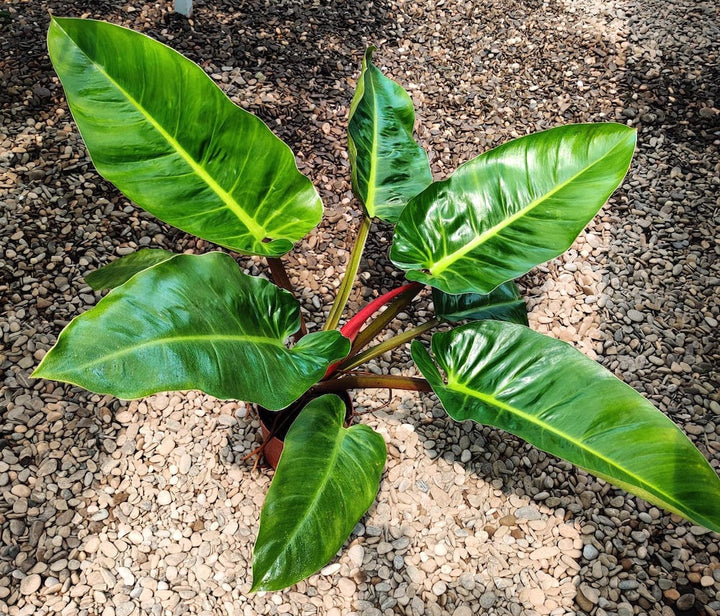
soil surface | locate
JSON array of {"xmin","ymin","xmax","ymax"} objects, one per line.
[{"xmin": 1, "ymin": 0, "xmax": 719, "ymax": 615}]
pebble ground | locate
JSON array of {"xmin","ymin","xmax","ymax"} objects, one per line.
[{"xmin": 1, "ymin": 0, "xmax": 718, "ymax": 615}]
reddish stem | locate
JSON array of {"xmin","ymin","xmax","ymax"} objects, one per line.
[
  {"xmin": 324, "ymin": 282, "xmax": 422, "ymax": 379},
  {"xmin": 312, "ymin": 373, "xmax": 433, "ymax": 394},
  {"xmin": 340, "ymin": 282, "xmax": 422, "ymax": 343}
]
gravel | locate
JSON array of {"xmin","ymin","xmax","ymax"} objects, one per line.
[{"xmin": 2, "ymin": 0, "xmax": 719, "ymax": 614}]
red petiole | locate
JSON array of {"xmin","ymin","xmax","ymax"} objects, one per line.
[{"xmin": 323, "ymin": 282, "xmax": 422, "ymax": 378}]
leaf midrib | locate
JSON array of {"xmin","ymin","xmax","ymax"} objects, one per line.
[
  {"xmin": 364, "ymin": 68, "xmax": 380, "ymax": 216},
  {"xmin": 442, "ymin": 298, "xmax": 524, "ymax": 320},
  {"xmin": 430, "ymin": 135, "xmax": 629, "ymax": 274},
  {"xmin": 59, "ymin": 21, "xmax": 267, "ymax": 242},
  {"xmin": 445, "ymin": 377, "xmax": 685, "ymax": 513},
  {"xmin": 49, "ymin": 333, "xmax": 284, "ymax": 374},
  {"xmin": 259, "ymin": 419, "xmax": 348, "ymax": 585}
]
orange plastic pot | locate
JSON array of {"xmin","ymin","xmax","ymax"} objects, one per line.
[{"xmin": 256, "ymin": 390, "xmax": 353, "ymax": 469}]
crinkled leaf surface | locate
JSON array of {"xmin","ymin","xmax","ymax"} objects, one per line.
[
  {"xmin": 432, "ymin": 281, "xmax": 528, "ymax": 325},
  {"xmin": 348, "ymin": 47, "xmax": 433, "ymax": 222},
  {"xmin": 252, "ymin": 394, "xmax": 386, "ymax": 591},
  {"xmin": 34, "ymin": 253, "xmax": 350, "ymax": 410},
  {"xmin": 391, "ymin": 124, "xmax": 636, "ymax": 294},
  {"xmin": 412, "ymin": 321, "xmax": 720, "ymax": 532},
  {"xmin": 85, "ymin": 249, "xmax": 177, "ymax": 290},
  {"xmin": 47, "ymin": 17, "xmax": 322, "ymax": 257}
]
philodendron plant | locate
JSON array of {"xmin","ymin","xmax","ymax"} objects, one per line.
[{"xmin": 35, "ymin": 17, "xmax": 720, "ymax": 592}]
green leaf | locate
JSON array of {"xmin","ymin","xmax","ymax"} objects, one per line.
[
  {"xmin": 47, "ymin": 17, "xmax": 322, "ymax": 257},
  {"xmin": 85, "ymin": 249, "xmax": 177, "ymax": 290},
  {"xmin": 391, "ymin": 123, "xmax": 636, "ymax": 294},
  {"xmin": 412, "ymin": 321, "xmax": 720, "ymax": 532},
  {"xmin": 252, "ymin": 394, "xmax": 386, "ymax": 591},
  {"xmin": 432, "ymin": 281, "xmax": 528, "ymax": 326},
  {"xmin": 348, "ymin": 47, "xmax": 433, "ymax": 222},
  {"xmin": 33, "ymin": 253, "xmax": 350, "ymax": 410}
]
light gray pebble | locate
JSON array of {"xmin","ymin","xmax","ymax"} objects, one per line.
[
  {"xmin": 479, "ymin": 592, "xmax": 497, "ymax": 608},
  {"xmin": 583, "ymin": 544, "xmax": 599, "ymax": 560},
  {"xmin": 627, "ymin": 309, "xmax": 644, "ymax": 322}
]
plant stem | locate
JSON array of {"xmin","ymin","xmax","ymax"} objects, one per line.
[
  {"xmin": 350, "ymin": 283, "xmax": 423, "ymax": 352},
  {"xmin": 267, "ymin": 256, "xmax": 307, "ymax": 337},
  {"xmin": 311, "ymin": 373, "xmax": 433, "ymax": 394},
  {"xmin": 323, "ymin": 215, "xmax": 371, "ymax": 331},
  {"xmin": 323, "ymin": 282, "xmax": 422, "ymax": 379},
  {"xmin": 336, "ymin": 318, "xmax": 440, "ymax": 372}
]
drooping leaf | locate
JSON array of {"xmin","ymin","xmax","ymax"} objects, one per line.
[
  {"xmin": 85, "ymin": 249, "xmax": 177, "ymax": 290},
  {"xmin": 348, "ymin": 47, "xmax": 433, "ymax": 222},
  {"xmin": 412, "ymin": 321, "xmax": 720, "ymax": 532},
  {"xmin": 391, "ymin": 123, "xmax": 636, "ymax": 294},
  {"xmin": 252, "ymin": 394, "xmax": 386, "ymax": 591},
  {"xmin": 47, "ymin": 17, "xmax": 322, "ymax": 257},
  {"xmin": 432, "ymin": 281, "xmax": 528, "ymax": 326},
  {"xmin": 33, "ymin": 253, "xmax": 350, "ymax": 410}
]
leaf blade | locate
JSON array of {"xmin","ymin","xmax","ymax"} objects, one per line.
[
  {"xmin": 252, "ymin": 394, "xmax": 386, "ymax": 591},
  {"xmin": 85, "ymin": 249, "xmax": 177, "ymax": 290},
  {"xmin": 348, "ymin": 48, "xmax": 433, "ymax": 222},
  {"xmin": 47, "ymin": 17, "xmax": 322, "ymax": 257},
  {"xmin": 33, "ymin": 253, "xmax": 350, "ymax": 410},
  {"xmin": 432, "ymin": 281, "xmax": 528, "ymax": 325},
  {"xmin": 412, "ymin": 322, "xmax": 720, "ymax": 532},
  {"xmin": 391, "ymin": 123, "xmax": 636, "ymax": 294}
]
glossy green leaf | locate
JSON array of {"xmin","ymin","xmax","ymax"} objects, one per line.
[
  {"xmin": 33, "ymin": 253, "xmax": 350, "ymax": 410},
  {"xmin": 391, "ymin": 124, "xmax": 636, "ymax": 294},
  {"xmin": 252, "ymin": 394, "xmax": 386, "ymax": 591},
  {"xmin": 47, "ymin": 17, "xmax": 322, "ymax": 257},
  {"xmin": 85, "ymin": 249, "xmax": 177, "ymax": 290},
  {"xmin": 348, "ymin": 47, "xmax": 433, "ymax": 222},
  {"xmin": 412, "ymin": 321, "xmax": 720, "ymax": 532},
  {"xmin": 432, "ymin": 281, "xmax": 528, "ymax": 326}
]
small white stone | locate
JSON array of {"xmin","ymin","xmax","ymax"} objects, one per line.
[
  {"xmin": 117, "ymin": 567, "xmax": 135, "ymax": 586},
  {"xmin": 320, "ymin": 563, "xmax": 341, "ymax": 576},
  {"xmin": 20, "ymin": 574, "xmax": 42, "ymax": 595},
  {"xmin": 178, "ymin": 454, "xmax": 191, "ymax": 475},
  {"xmin": 157, "ymin": 491, "xmax": 172, "ymax": 506},
  {"xmin": 347, "ymin": 545, "xmax": 364, "ymax": 568},
  {"xmin": 337, "ymin": 577, "xmax": 356, "ymax": 597},
  {"xmin": 196, "ymin": 564, "xmax": 212, "ymax": 581}
]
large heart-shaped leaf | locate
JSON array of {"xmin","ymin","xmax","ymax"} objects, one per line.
[
  {"xmin": 412, "ymin": 321, "xmax": 720, "ymax": 532},
  {"xmin": 85, "ymin": 249, "xmax": 177, "ymax": 290},
  {"xmin": 432, "ymin": 281, "xmax": 528, "ymax": 325},
  {"xmin": 391, "ymin": 124, "xmax": 636, "ymax": 294},
  {"xmin": 47, "ymin": 17, "xmax": 322, "ymax": 257},
  {"xmin": 252, "ymin": 394, "xmax": 386, "ymax": 591},
  {"xmin": 33, "ymin": 253, "xmax": 350, "ymax": 410},
  {"xmin": 348, "ymin": 47, "xmax": 433, "ymax": 222}
]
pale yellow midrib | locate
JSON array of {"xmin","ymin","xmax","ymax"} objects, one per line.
[
  {"xmin": 363, "ymin": 73, "xmax": 380, "ymax": 216},
  {"xmin": 430, "ymin": 139, "xmax": 625, "ymax": 274},
  {"xmin": 67, "ymin": 333, "xmax": 282, "ymax": 373},
  {"xmin": 447, "ymin": 378, "xmax": 682, "ymax": 510},
  {"xmin": 84, "ymin": 44, "xmax": 266, "ymax": 241}
]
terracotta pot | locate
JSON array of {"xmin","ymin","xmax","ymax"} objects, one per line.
[{"xmin": 256, "ymin": 391, "xmax": 353, "ymax": 469}]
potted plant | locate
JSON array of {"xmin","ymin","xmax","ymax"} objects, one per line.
[{"xmin": 34, "ymin": 17, "xmax": 720, "ymax": 592}]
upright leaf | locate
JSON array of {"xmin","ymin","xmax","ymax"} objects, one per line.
[
  {"xmin": 34, "ymin": 253, "xmax": 350, "ymax": 410},
  {"xmin": 391, "ymin": 124, "xmax": 636, "ymax": 294},
  {"xmin": 48, "ymin": 17, "xmax": 322, "ymax": 257},
  {"xmin": 348, "ymin": 47, "xmax": 433, "ymax": 222},
  {"xmin": 252, "ymin": 394, "xmax": 386, "ymax": 591},
  {"xmin": 412, "ymin": 321, "xmax": 720, "ymax": 532},
  {"xmin": 85, "ymin": 249, "xmax": 177, "ymax": 290},
  {"xmin": 432, "ymin": 281, "xmax": 528, "ymax": 325}
]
